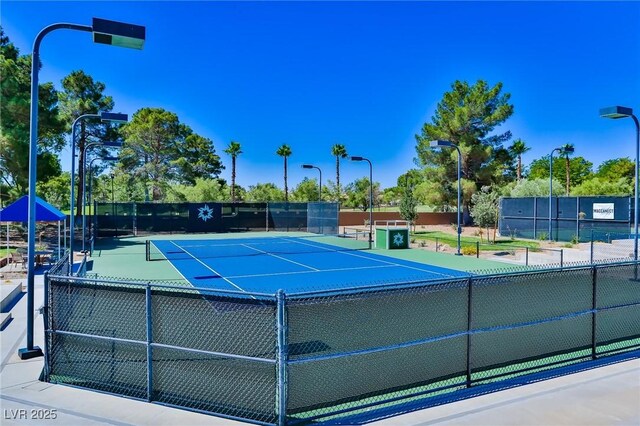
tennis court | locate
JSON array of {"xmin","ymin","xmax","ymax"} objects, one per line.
[{"xmin": 146, "ymin": 234, "xmax": 470, "ymax": 294}]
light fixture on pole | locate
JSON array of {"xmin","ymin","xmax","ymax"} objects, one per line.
[
  {"xmin": 350, "ymin": 156, "xmax": 373, "ymax": 249},
  {"xmin": 600, "ymin": 106, "xmax": 639, "ymax": 261},
  {"xmin": 548, "ymin": 145, "xmax": 574, "ymax": 241},
  {"xmin": 87, "ymin": 156, "xmax": 118, "ymax": 256},
  {"xmin": 21, "ymin": 18, "xmax": 144, "ymax": 360},
  {"xmin": 301, "ymin": 164, "xmax": 322, "ymax": 200},
  {"xmin": 430, "ymin": 140, "xmax": 462, "ymax": 255},
  {"xmin": 81, "ymin": 136, "xmax": 125, "ymax": 252}
]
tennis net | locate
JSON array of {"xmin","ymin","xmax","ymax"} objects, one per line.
[{"xmin": 145, "ymin": 234, "xmax": 370, "ymax": 262}]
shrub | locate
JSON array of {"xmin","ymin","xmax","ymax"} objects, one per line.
[{"xmin": 461, "ymin": 245, "xmax": 477, "ymax": 256}]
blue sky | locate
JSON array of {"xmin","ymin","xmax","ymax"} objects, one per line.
[{"xmin": 3, "ymin": 1, "xmax": 640, "ymax": 189}]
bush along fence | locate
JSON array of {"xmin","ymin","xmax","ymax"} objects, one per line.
[{"xmin": 42, "ymin": 259, "xmax": 640, "ymax": 425}]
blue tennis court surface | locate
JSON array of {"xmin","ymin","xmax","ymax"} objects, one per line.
[{"xmin": 148, "ymin": 235, "xmax": 469, "ymax": 294}]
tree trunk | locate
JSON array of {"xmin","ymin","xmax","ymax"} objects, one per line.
[
  {"xmin": 336, "ymin": 156, "xmax": 340, "ymax": 201},
  {"xmin": 565, "ymin": 157, "xmax": 570, "ymax": 195},
  {"xmin": 284, "ymin": 157, "xmax": 288, "ymax": 202},
  {"xmin": 231, "ymin": 156, "xmax": 236, "ymax": 202},
  {"xmin": 517, "ymin": 155, "xmax": 522, "ymax": 180}
]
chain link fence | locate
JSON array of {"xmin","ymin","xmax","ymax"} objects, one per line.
[{"xmin": 44, "ymin": 262, "xmax": 640, "ymax": 425}]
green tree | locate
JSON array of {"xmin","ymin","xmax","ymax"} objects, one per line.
[
  {"xmin": 167, "ymin": 178, "xmax": 229, "ymax": 202},
  {"xmin": 382, "ymin": 187, "xmax": 401, "ymax": 206},
  {"xmin": 119, "ymin": 108, "xmax": 223, "ymax": 201},
  {"xmin": 246, "ymin": 183, "xmax": 285, "ymax": 202},
  {"xmin": 571, "ymin": 177, "xmax": 632, "ymax": 196},
  {"xmin": 0, "ymin": 29, "xmax": 66, "ymax": 198},
  {"xmin": 509, "ymin": 178, "xmax": 565, "ymax": 197},
  {"xmin": 291, "ymin": 178, "xmax": 320, "ymax": 202},
  {"xmin": 415, "ymin": 80, "xmax": 514, "ymax": 220},
  {"xmin": 36, "ymin": 172, "xmax": 71, "ymax": 211},
  {"xmin": 596, "ymin": 158, "xmax": 634, "ymax": 184},
  {"xmin": 58, "ymin": 70, "xmax": 120, "ymax": 217},
  {"xmin": 527, "ymin": 155, "xmax": 592, "ymax": 192},
  {"xmin": 224, "ymin": 141, "xmax": 242, "ymax": 202},
  {"xmin": 331, "ymin": 144, "xmax": 348, "ymax": 201},
  {"xmin": 509, "ymin": 139, "xmax": 530, "ymax": 180},
  {"xmin": 173, "ymin": 133, "xmax": 224, "ymax": 184},
  {"xmin": 344, "ymin": 177, "xmax": 381, "ymax": 211},
  {"xmin": 559, "ymin": 144, "xmax": 574, "ymax": 195},
  {"xmin": 470, "ymin": 186, "xmax": 500, "ymax": 243},
  {"xmin": 397, "ymin": 169, "xmax": 424, "ymax": 190},
  {"xmin": 399, "ymin": 184, "xmax": 419, "ymax": 231},
  {"xmin": 276, "ymin": 144, "xmax": 292, "ymax": 202}
]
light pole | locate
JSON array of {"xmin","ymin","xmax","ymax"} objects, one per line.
[
  {"xmin": 80, "ymin": 122, "xmax": 126, "ymax": 252},
  {"xmin": 110, "ymin": 173, "xmax": 115, "ymax": 237},
  {"xmin": 430, "ymin": 140, "xmax": 462, "ymax": 255},
  {"xmin": 87, "ymin": 156, "xmax": 118, "ymax": 255},
  {"xmin": 548, "ymin": 146, "xmax": 574, "ymax": 241},
  {"xmin": 350, "ymin": 156, "xmax": 373, "ymax": 249},
  {"xmin": 600, "ymin": 106, "xmax": 640, "ymax": 261},
  {"xmin": 301, "ymin": 164, "xmax": 322, "ymax": 200},
  {"xmin": 72, "ymin": 115, "xmax": 126, "ymax": 255},
  {"xmin": 21, "ymin": 18, "xmax": 144, "ymax": 360}
]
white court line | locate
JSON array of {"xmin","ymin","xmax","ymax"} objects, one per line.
[
  {"xmin": 227, "ymin": 264, "xmax": 397, "ymax": 279},
  {"xmin": 170, "ymin": 241, "xmax": 247, "ymax": 293},
  {"xmin": 240, "ymin": 244, "xmax": 320, "ymax": 272},
  {"xmin": 284, "ymin": 237, "xmax": 457, "ymax": 278}
]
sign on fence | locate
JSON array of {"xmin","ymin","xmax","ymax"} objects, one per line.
[{"xmin": 593, "ymin": 203, "xmax": 615, "ymax": 220}]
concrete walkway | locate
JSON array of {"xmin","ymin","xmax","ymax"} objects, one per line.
[{"xmin": 1, "ymin": 273, "xmax": 638, "ymax": 425}]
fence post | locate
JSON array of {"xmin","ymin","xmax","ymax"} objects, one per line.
[
  {"xmin": 525, "ymin": 247, "xmax": 529, "ymax": 266},
  {"xmin": 266, "ymin": 203, "xmax": 270, "ymax": 232},
  {"xmin": 591, "ymin": 266, "xmax": 597, "ymax": 360},
  {"xmin": 276, "ymin": 290, "xmax": 288, "ymax": 425},
  {"xmin": 476, "ymin": 241, "xmax": 479, "ymax": 258},
  {"xmin": 466, "ymin": 277, "xmax": 473, "ymax": 388},
  {"xmin": 560, "ymin": 249, "xmax": 564, "ymax": 268},
  {"xmin": 43, "ymin": 271, "xmax": 51, "ymax": 381},
  {"xmin": 435, "ymin": 237, "xmax": 439, "ymax": 252},
  {"xmin": 533, "ymin": 197, "xmax": 537, "ymax": 239},
  {"xmin": 146, "ymin": 282, "xmax": 153, "ymax": 402},
  {"xmin": 590, "ymin": 230, "xmax": 594, "ymax": 265}
]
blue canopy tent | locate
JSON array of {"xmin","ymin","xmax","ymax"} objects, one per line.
[{"xmin": 0, "ymin": 195, "xmax": 66, "ymax": 261}]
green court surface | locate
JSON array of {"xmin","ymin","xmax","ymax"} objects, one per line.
[{"xmin": 87, "ymin": 232, "xmax": 509, "ymax": 283}]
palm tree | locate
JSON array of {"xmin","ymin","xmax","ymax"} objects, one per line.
[
  {"xmin": 331, "ymin": 144, "xmax": 348, "ymax": 200},
  {"xmin": 276, "ymin": 144, "xmax": 292, "ymax": 201},
  {"xmin": 560, "ymin": 143, "xmax": 574, "ymax": 195},
  {"xmin": 509, "ymin": 139, "xmax": 530, "ymax": 180},
  {"xmin": 224, "ymin": 141, "xmax": 242, "ymax": 202}
]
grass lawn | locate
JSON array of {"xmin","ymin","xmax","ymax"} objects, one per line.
[
  {"xmin": 411, "ymin": 230, "xmax": 540, "ymax": 251},
  {"xmin": 0, "ymin": 248, "xmax": 16, "ymax": 257}
]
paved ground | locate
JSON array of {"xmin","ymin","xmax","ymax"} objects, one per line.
[{"xmin": 1, "ymin": 260, "xmax": 639, "ymax": 426}]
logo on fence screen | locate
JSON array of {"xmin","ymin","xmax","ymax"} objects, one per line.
[
  {"xmin": 593, "ymin": 203, "xmax": 614, "ymax": 220},
  {"xmin": 197, "ymin": 204, "xmax": 214, "ymax": 222}
]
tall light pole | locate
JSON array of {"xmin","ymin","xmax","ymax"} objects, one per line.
[
  {"xmin": 430, "ymin": 140, "xmax": 462, "ymax": 255},
  {"xmin": 87, "ymin": 156, "xmax": 118, "ymax": 255},
  {"xmin": 600, "ymin": 106, "xmax": 640, "ymax": 261},
  {"xmin": 110, "ymin": 173, "xmax": 118, "ymax": 236},
  {"xmin": 81, "ymin": 134, "xmax": 125, "ymax": 252},
  {"xmin": 350, "ymin": 156, "xmax": 373, "ymax": 249},
  {"xmin": 301, "ymin": 164, "xmax": 322, "ymax": 200},
  {"xmin": 548, "ymin": 146, "xmax": 574, "ymax": 241},
  {"xmin": 20, "ymin": 18, "xmax": 145, "ymax": 360}
]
